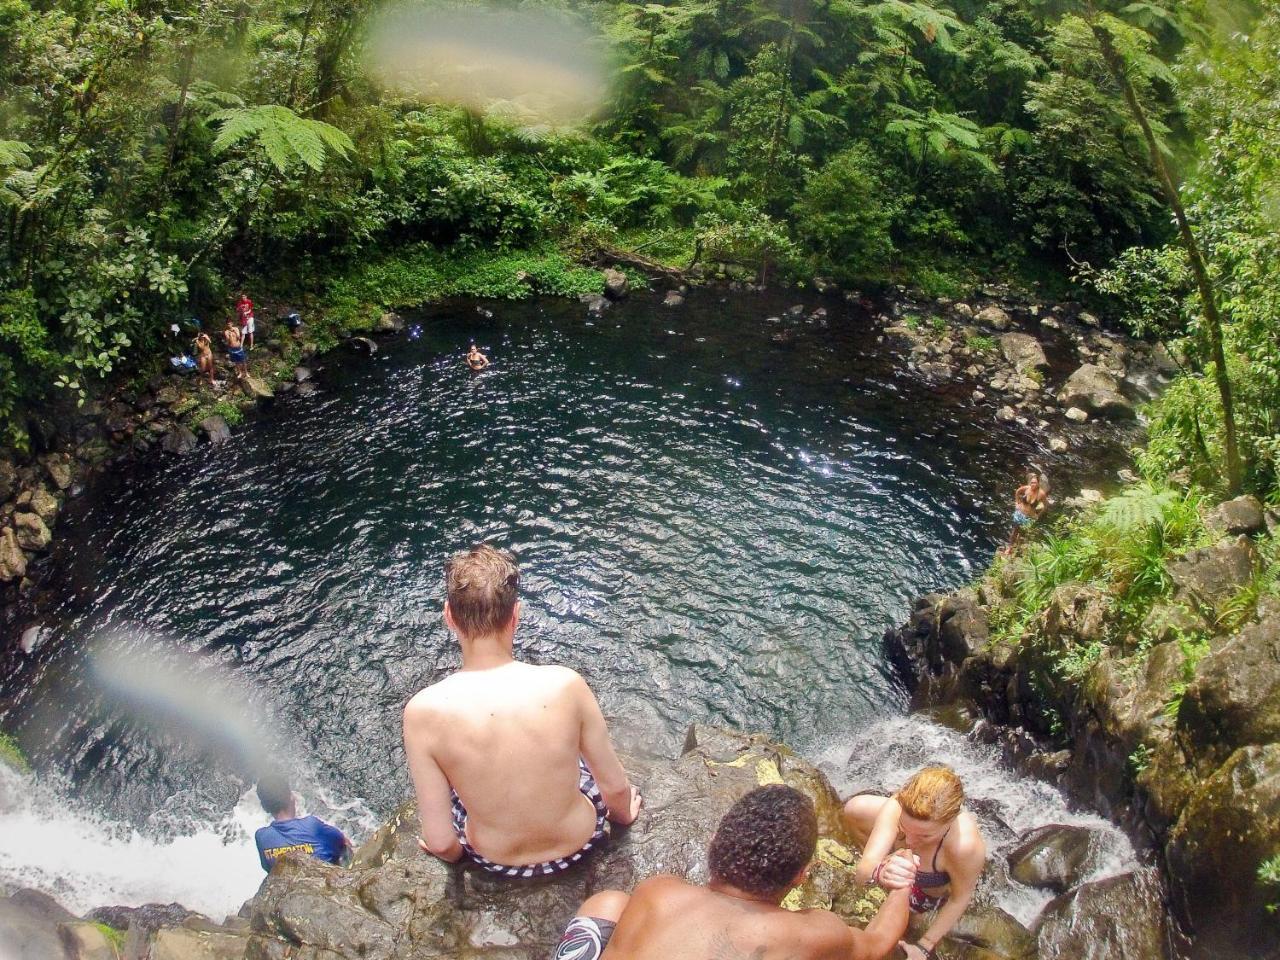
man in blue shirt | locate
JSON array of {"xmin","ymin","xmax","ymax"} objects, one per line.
[{"xmin": 253, "ymin": 774, "xmax": 352, "ymax": 872}]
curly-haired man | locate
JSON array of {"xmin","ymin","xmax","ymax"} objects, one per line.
[{"xmin": 553, "ymin": 784, "xmax": 913, "ymax": 960}]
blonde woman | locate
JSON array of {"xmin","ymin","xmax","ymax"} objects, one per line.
[{"xmin": 842, "ymin": 767, "xmax": 987, "ymax": 960}]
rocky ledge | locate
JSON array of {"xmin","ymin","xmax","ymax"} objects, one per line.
[
  {"xmin": 1, "ymin": 727, "xmax": 1168, "ymax": 960},
  {"xmin": 886, "ymin": 500, "xmax": 1280, "ymax": 958}
]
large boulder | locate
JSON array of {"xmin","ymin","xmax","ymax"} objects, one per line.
[
  {"xmin": 41, "ymin": 453, "xmax": 74, "ymax": 491},
  {"xmin": 198, "ymin": 416, "xmax": 232, "ymax": 447},
  {"xmin": 1005, "ymin": 824, "xmax": 1103, "ymax": 894},
  {"xmin": 0, "ymin": 889, "xmax": 79, "ymax": 960},
  {"xmin": 999, "ymin": 334, "xmax": 1048, "ymax": 376},
  {"xmin": 935, "ymin": 905, "xmax": 1035, "ymax": 960},
  {"xmin": 1202, "ymin": 495, "xmax": 1267, "ymax": 538},
  {"xmin": 18, "ymin": 486, "xmax": 59, "ymax": 526},
  {"xmin": 376, "ymin": 312, "xmax": 404, "ymax": 333},
  {"xmin": 1167, "ymin": 536, "xmax": 1258, "ymax": 610},
  {"xmin": 1032, "ymin": 870, "xmax": 1169, "ymax": 960},
  {"xmin": 1039, "ymin": 584, "xmax": 1109, "ymax": 649},
  {"xmin": 161, "ymin": 425, "xmax": 199, "ymax": 455},
  {"xmin": 1177, "ymin": 610, "xmax": 1280, "ymax": 761},
  {"xmin": 0, "ymin": 526, "xmax": 28, "ymax": 581},
  {"xmin": 242, "ymin": 728, "xmax": 876, "ymax": 960},
  {"xmin": 12, "ymin": 511, "xmax": 51, "ymax": 552},
  {"xmin": 603, "ymin": 268, "xmax": 629, "ymax": 301},
  {"xmin": 975, "ymin": 305, "xmax": 1011, "ymax": 331},
  {"xmin": 1165, "ymin": 744, "xmax": 1280, "ymax": 957},
  {"xmin": 242, "ymin": 375, "xmax": 275, "ymax": 401},
  {"xmin": 1055, "ymin": 365, "xmax": 1134, "ymax": 420}
]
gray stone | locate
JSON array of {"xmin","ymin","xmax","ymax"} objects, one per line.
[
  {"xmin": 60, "ymin": 922, "xmax": 118, "ymax": 960},
  {"xmin": 663, "ymin": 290, "xmax": 684, "ymax": 308},
  {"xmin": 953, "ymin": 302, "xmax": 974, "ymax": 319},
  {"xmin": 1048, "ymin": 437, "xmax": 1068, "ymax": 453},
  {"xmin": 941, "ymin": 904, "xmax": 1035, "ymax": 960},
  {"xmin": 1033, "ymin": 869, "xmax": 1169, "ymax": 960},
  {"xmin": 1168, "ymin": 536, "xmax": 1259, "ymax": 609},
  {"xmin": 296, "ymin": 381, "xmax": 317, "ymax": 397},
  {"xmin": 0, "ymin": 889, "xmax": 77, "ymax": 960},
  {"xmin": 149, "ymin": 927, "xmax": 250, "ymax": 960},
  {"xmin": 580, "ymin": 293, "xmax": 610, "ymax": 317},
  {"xmin": 21, "ymin": 487, "xmax": 59, "ymax": 526},
  {"xmin": 13, "ymin": 512, "xmax": 51, "ymax": 552},
  {"xmin": 976, "ymin": 305, "xmax": 1011, "ymax": 330},
  {"xmin": 999, "ymin": 333, "xmax": 1048, "ymax": 375},
  {"xmin": 1065, "ymin": 407, "xmax": 1089, "ymax": 423},
  {"xmin": 242, "ymin": 375, "xmax": 275, "ymax": 400},
  {"xmin": 293, "ymin": 366, "xmax": 312, "ymax": 383},
  {"xmin": 42, "ymin": 454, "xmax": 73, "ymax": 491},
  {"xmin": 1006, "ymin": 824, "xmax": 1103, "ymax": 893},
  {"xmin": 1202, "ymin": 495, "xmax": 1267, "ymax": 538},
  {"xmin": 603, "ymin": 268, "xmax": 629, "ymax": 300},
  {"xmin": 1056, "ymin": 364, "xmax": 1134, "ymax": 420},
  {"xmin": 348, "ymin": 337, "xmax": 378, "ymax": 356},
  {"xmin": 198, "ymin": 416, "xmax": 231, "ymax": 446},
  {"xmin": 161, "ymin": 425, "xmax": 198, "ymax": 456},
  {"xmin": 0, "ymin": 527, "xmax": 28, "ymax": 581},
  {"xmin": 1078, "ymin": 311, "xmax": 1100, "ymax": 327},
  {"xmin": 375, "ymin": 311, "xmax": 404, "ymax": 333},
  {"xmin": 19, "ymin": 625, "xmax": 47, "ymax": 654},
  {"xmin": 996, "ymin": 406, "xmax": 1016, "ymax": 422},
  {"xmin": 1179, "ymin": 610, "xmax": 1280, "ymax": 755}
]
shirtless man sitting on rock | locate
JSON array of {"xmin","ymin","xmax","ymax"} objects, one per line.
[
  {"xmin": 403, "ymin": 544, "xmax": 641, "ymax": 877},
  {"xmin": 552, "ymin": 785, "xmax": 912, "ymax": 960}
]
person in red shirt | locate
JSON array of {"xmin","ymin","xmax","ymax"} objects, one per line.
[{"xmin": 235, "ymin": 293, "xmax": 256, "ymax": 351}]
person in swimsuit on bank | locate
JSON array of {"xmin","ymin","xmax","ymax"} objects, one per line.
[
  {"xmin": 841, "ymin": 767, "xmax": 987, "ymax": 960},
  {"xmin": 223, "ymin": 318, "xmax": 248, "ymax": 381},
  {"xmin": 552, "ymin": 785, "xmax": 911, "ymax": 960},
  {"xmin": 194, "ymin": 331, "xmax": 216, "ymax": 387},
  {"xmin": 403, "ymin": 545, "xmax": 641, "ymax": 878},
  {"xmin": 467, "ymin": 344, "xmax": 490, "ymax": 371},
  {"xmin": 1003, "ymin": 468, "xmax": 1048, "ymax": 556}
]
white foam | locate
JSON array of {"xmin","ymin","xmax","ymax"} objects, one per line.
[
  {"xmin": 807, "ymin": 715, "xmax": 1137, "ymax": 926},
  {"xmin": 0, "ymin": 766, "xmax": 264, "ymax": 919}
]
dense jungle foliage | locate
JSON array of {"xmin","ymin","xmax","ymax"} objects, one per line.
[{"xmin": 0, "ymin": 0, "xmax": 1276, "ymax": 501}]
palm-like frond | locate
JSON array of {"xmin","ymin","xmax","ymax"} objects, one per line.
[{"xmin": 210, "ymin": 105, "xmax": 355, "ymax": 174}]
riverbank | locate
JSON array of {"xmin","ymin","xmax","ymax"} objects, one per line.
[{"xmin": 887, "ymin": 492, "xmax": 1280, "ymax": 957}]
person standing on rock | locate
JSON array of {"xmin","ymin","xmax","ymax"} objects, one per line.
[
  {"xmin": 223, "ymin": 318, "xmax": 248, "ymax": 381},
  {"xmin": 403, "ymin": 544, "xmax": 641, "ymax": 877},
  {"xmin": 552, "ymin": 785, "xmax": 912, "ymax": 960},
  {"xmin": 194, "ymin": 331, "xmax": 216, "ymax": 387},
  {"xmin": 841, "ymin": 767, "xmax": 987, "ymax": 960},
  {"xmin": 236, "ymin": 293, "xmax": 256, "ymax": 351},
  {"xmin": 1003, "ymin": 468, "xmax": 1048, "ymax": 556}
]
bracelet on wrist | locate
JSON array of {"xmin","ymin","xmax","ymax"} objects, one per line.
[
  {"xmin": 916, "ymin": 942, "xmax": 936, "ymax": 959},
  {"xmin": 870, "ymin": 860, "xmax": 884, "ymax": 887}
]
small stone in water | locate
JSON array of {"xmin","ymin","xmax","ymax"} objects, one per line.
[{"xmin": 1066, "ymin": 407, "xmax": 1089, "ymax": 422}]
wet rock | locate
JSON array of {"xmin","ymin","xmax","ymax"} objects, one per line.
[
  {"xmin": 149, "ymin": 926, "xmax": 251, "ymax": 960},
  {"xmin": 580, "ymin": 293, "xmax": 610, "ymax": 317},
  {"xmin": 1202, "ymin": 494, "xmax": 1266, "ymax": 538},
  {"xmin": 940, "ymin": 904, "xmax": 1035, "ymax": 960},
  {"xmin": 243, "ymin": 728, "xmax": 877, "ymax": 960},
  {"xmin": 296, "ymin": 381, "xmax": 317, "ymax": 397},
  {"xmin": 0, "ymin": 889, "xmax": 79, "ymax": 960},
  {"xmin": 1078, "ymin": 311, "xmax": 1100, "ymax": 327},
  {"xmin": 42, "ymin": 453, "xmax": 74, "ymax": 491},
  {"xmin": 996, "ymin": 406, "xmax": 1016, "ymax": 423},
  {"xmin": 663, "ymin": 290, "xmax": 684, "ymax": 308},
  {"xmin": 375, "ymin": 311, "xmax": 404, "ymax": 333},
  {"xmin": 348, "ymin": 337, "xmax": 378, "ymax": 355},
  {"xmin": 1056, "ymin": 364, "xmax": 1134, "ymax": 420},
  {"xmin": 1165, "ymin": 744, "xmax": 1280, "ymax": 955},
  {"xmin": 88, "ymin": 903, "xmax": 200, "ymax": 933},
  {"xmin": 198, "ymin": 416, "xmax": 231, "ymax": 446},
  {"xmin": 976, "ymin": 305, "xmax": 1011, "ymax": 330},
  {"xmin": 999, "ymin": 333, "xmax": 1048, "ymax": 376},
  {"xmin": 13, "ymin": 512, "xmax": 51, "ymax": 552},
  {"xmin": 60, "ymin": 922, "xmax": 118, "ymax": 960},
  {"xmin": 953, "ymin": 303, "xmax": 974, "ymax": 320},
  {"xmin": 1167, "ymin": 536, "xmax": 1258, "ymax": 608},
  {"xmin": 0, "ymin": 527, "xmax": 29, "ymax": 581},
  {"xmin": 19, "ymin": 487, "xmax": 59, "ymax": 526},
  {"xmin": 1178, "ymin": 609, "xmax": 1280, "ymax": 758},
  {"xmin": 1033, "ymin": 869, "xmax": 1168, "ymax": 960},
  {"xmin": 1064, "ymin": 406, "xmax": 1088, "ymax": 423},
  {"xmin": 293, "ymin": 366, "xmax": 312, "ymax": 383},
  {"xmin": 1006, "ymin": 824, "xmax": 1102, "ymax": 893},
  {"xmin": 19, "ymin": 624, "xmax": 47, "ymax": 654},
  {"xmin": 161, "ymin": 425, "xmax": 198, "ymax": 456},
  {"xmin": 242, "ymin": 375, "xmax": 275, "ymax": 401},
  {"xmin": 1048, "ymin": 437, "xmax": 1068, "ymax": 453},
  {"xmin": 603, "ymin": 268, "xmax": 629, "ymax": 300}
]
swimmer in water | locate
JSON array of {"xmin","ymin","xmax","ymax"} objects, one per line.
[{"xmin": 467, "ymin": 344, "xmax": 490, "ymax": 371}]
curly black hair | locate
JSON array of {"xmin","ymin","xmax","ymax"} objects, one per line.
[{"xmin": 707, "ymin": 785, "xmax": 817, "ymax": 896}]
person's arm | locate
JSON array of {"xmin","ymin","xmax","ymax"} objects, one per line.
[
  {"xmin": 574, "ymin": 675, "xmax": 639, "ymax": 825},
  {"xmin": 402, "ymin": 699, "xmax": 465, "ymax": 862},
  {"xmin": 851, "ymin": 887, "xmax": 911, "ymax": 960},
  {"xmin": 912, "ymin": 833, "xmax": 986, "ymax": 957},
  {"xmin": 854, "ymin": 799, "xmax": 904, "ymax": 884}
]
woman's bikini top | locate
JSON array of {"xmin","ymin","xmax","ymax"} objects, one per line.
[{"xmin": 913, "ymin": 826, "xmax": 952, "ymax": 888}]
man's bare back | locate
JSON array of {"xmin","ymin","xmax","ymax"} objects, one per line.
[
  {"xmin": 405, "ymin": 661, "xmax": 632, "ymax": 866},
  {"xmin": 603, "ymin": 876, "xmax": 866, "ymax": 960},
  {"xmin": 404, "ymin": 545, "xmax": 637, "ymax": 873}
]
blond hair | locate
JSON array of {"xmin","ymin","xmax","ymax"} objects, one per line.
[
  {"xmin": 445, "ymin": 545, "xmax": 519, "ymax": 638},
  {"xmin": 896, "ymin": 766, "xmax": 964, "ymax": 823}
]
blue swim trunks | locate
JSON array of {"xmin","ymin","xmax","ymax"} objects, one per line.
[
  {"xmin": 1013, "ymin": 510, "xmax": 1034, "ymax": 527},
  {"xmin": 229, "ymin": 347, "xmax": 247, "ymax": 364}
]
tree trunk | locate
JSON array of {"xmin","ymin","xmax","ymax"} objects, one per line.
[{"xmin": 1093, "ymin": 23, "xmax": 1243, "ymax": 493}]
